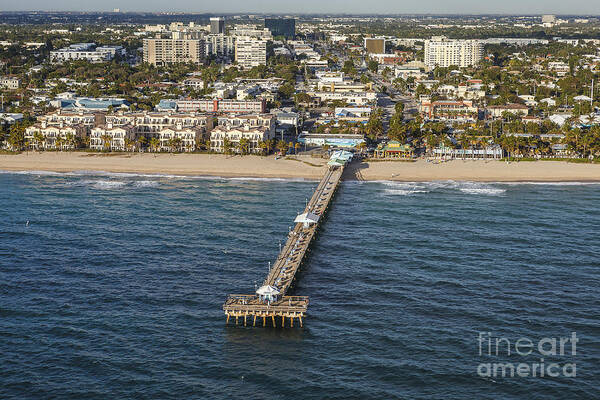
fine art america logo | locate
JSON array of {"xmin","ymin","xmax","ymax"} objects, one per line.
[{"xmin": 477, "ymin": 332, "xmax": 578, "ymax": 378}]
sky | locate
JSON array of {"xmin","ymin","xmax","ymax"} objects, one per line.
[{"xmin": 0, "ymin": 0, "xmax": 598, "ymax": 15}]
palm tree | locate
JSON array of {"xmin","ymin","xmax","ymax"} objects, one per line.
[
  {"xmin": 33, "ymin": 132, "xmax": 44, "ymax": 151},
  {"xmin": 425, "ymin": 134, "xmax": 440, "ymax": 156},
  {"xmin": 458, "ymin": 134, "xmax": 470, "ymax": 160},
  {"xmin": 100, "ymin": 134, "xmax": 112, "ymax": 151},
  {"xmin": 357, "ymin": 141, "xmax": 367, "ymax": 154},
  {"xmin": 265, "ymin": 139, "xmax": 274, "ymax": 154},
  {"xmin": 258, "ymin": 140, "xmax": 267, "ymax": 155},
  {"xmin": 149, "ymin": 137, "xmax": 160, "ymax": 153},
  {"xmin": 223, "ymin": 138, "xmax": 233, "ymax": 155},
  {"xmin": 238, "ymin": 138, "xmax": 250, "ymax": 155},
  {"xmin": 169, "ymin": 137, "xmax": 182, "ymax": 153},
  {"xmin": 124, "ymin": 138, "xmax": 135, "ymax": 152},
  {"xmin": 137, "ymin": 136, "xmax": 147, "ymax": 152},
  {"xmin": 55, "ymin": 136, "xmax": 66, "ymax": 151},
  {"xmin": 276, "ymin": 140, "xmax": 288, "ymax": 155},
  {"xmin": 65, "ymin": 133, "xmax": 76, "ymax": 150}
]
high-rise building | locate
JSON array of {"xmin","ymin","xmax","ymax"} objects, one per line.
[
  {"xmin": 364, "ymin": 38, "xmax": 385, "ymax": 54},
  {"xmin": 210, "ymin": 17, "xmax": 225, "ymax": 34},
  {"xmin": 542, "ymin": 15, "xmax": 556, "ymax": 24},
  {"xmin": 143, "ymin": 38, "xmax": 206, "ymax": 66},
  {"xmin": 205, "ymin": 34, "xmax": 235, "ymax": 58},
  {"xmin": 264, "ymin": 18, "xmax": 295, "ymax": 39},
  {"xmin": 233, "ymin": 25, "xmax": 273, "ymax": 40},
  {"xmin": 423, "ymin": 36, "xmax": 483, "ymax": 68},
  {"xmin": 235, "ymin": 37, "xmax": 267, "ymax": 69}
]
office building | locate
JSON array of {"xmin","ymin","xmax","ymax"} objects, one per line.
[
  {"xmin": 423, "ymin": 36, "xmax": 483, "ymax": 68},
  {"xmin": 210, "ymin": 17, "xmax": 225, "ymax": 34},
  {"xmin": 364, "ymin": 38, "xmax": 385, "ymax": 54},
  {"xmin": 264, "ymin": 18, "xmax": 295, "ymax": 39},
  {"xmin": 143, "ymin": 38, "xmax": 206, "ymax": 66},
  {"xmin": 235, "ymin": 37, "xmax": 267, "ymax": 69}
]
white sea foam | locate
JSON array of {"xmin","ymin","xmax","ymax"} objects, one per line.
[
  {"xmin": 133, "ymin": 180, "xmax": 160, "ymax": 188},
  {"xmin": 0, "ymin": 170, "xmax": 70, "ymax": 176},
  {"xmin": 499, "ymin": 181, "xmax": 600, "ymax": 186},
  {"xmin": 459, "ymin": 187, "xmax": 506, "ymax": 196},
  {"xmin": 383, "ymin": 189, "xmax": 430, "ymax": 196},
  {"xmin": 380, "ymin": 181, "xmax": 430, "ymax": 195},
  {"xmin": 374, "ymin": 180, "xmax": 507, "ymax": 196},
  {"xmin": 84, "ymin": 180, "xmax": 128, "ymax": 189}
]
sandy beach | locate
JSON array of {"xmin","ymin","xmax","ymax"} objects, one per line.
[{"xmin": 1, "ymin": 152, "xmax": 600, "ymax": 182}]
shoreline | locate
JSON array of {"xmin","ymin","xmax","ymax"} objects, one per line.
[{"xmin": 1, "ymin": 152, "xmax": 600, "ymax": 182}]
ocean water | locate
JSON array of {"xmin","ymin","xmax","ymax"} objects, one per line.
[{"xmin": 1, "ymin": 171, "xmax": 599, "ymax": 399}]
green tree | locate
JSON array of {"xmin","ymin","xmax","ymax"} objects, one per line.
[
  {"xmin": 33, "ymin": 131, "xmax": 45, "ymax": 151},
  {"xmin": 276, "ymin": 139, "xmax": 288, "ymax": 154},
  {"xmin": 149, "ymin": 137, "xmax": 160, "ymax": 153},
  {"xmin": 238, "ymin": 137, "xmax": 250, "ymax": 155}
]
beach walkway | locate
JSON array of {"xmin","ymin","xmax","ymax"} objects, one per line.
[{"xmin": 223, "ymin": 152, "xmax": 351, "ymax": 327}]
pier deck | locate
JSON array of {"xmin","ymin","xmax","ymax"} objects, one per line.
[{"xmin": 223, "ymin": 164, "xmax": 345, "ymax": 327}]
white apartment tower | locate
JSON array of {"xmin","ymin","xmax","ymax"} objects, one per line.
[
  {"xmin": 235, "ymin": 37, "xmax": 267, "ymax": 69},
  {"xmin": 424, "ymin": 36, "xmax": 483, "ymax": 69},
  {"xmin": 143, "ymin": 38, "xmax": 206, "ymax": 66}
]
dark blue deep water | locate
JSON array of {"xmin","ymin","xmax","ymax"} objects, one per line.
[{"xmin": 1, "ymin": 171, "xmax": 599, "ymax": 399}]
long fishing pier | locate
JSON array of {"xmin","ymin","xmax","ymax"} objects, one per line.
[{"xmin": 223, "ymin": 152, "xmax": 352, "ymax": 327}]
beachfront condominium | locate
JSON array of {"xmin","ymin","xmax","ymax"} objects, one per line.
[
  {"xmin": 235, "ymin": 37, "xmax": 267, "ymax": 69},
  {"xmin": 210, "ymin": 115, "xmax": 276, "ymax": 154},
  {"xmin": 210, "ymin": 17, "xmax": 225, "ymax": 34},
  {"xmin": 424, "ymin": 36, "xmax": 483, "ymax": 69},
  {"xmin": 264, "ymin": 18, "xmax": 295, "ymax": 39},
  {"xmin": 143, "ymin": 38, "xmax": 206, "ymax": 66}
]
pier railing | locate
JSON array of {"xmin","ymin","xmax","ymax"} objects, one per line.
[{"xmin": 223, "ymin": 163, "xmax": 345, "ymax": 327}]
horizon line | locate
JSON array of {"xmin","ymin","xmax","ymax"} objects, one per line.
[{"xmin": 1, "ymin": 11, "xmax": 600, "ymax": 17}]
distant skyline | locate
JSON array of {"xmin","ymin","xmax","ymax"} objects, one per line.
[{"xmin": 1, "ymin": 0, "xmax": 599, "ymax": 15}]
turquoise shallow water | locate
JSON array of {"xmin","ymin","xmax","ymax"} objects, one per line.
[{"xmin": 1, "ymin": 171, "xmax": 599, "ymax": 399}]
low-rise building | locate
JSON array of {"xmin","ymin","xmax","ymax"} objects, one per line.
[
  {"xmin": 297, "ymin": 132, "xmax": 366, "ymax": 148},
  {"xmin": 25, "ymin": 122, "xmax": 87, "ymax": 150},
  {"xmin": 0, "ymin": 113, "xmax": 23, "ymax": 127},
  {"xmin": 0, "ymin": 76, "xmax": 21, "ymax": 90},
  {"xmin": 158, "ymin": 98, "xmax": 267, "ymax": 114},
  {"xmin": 50, "ymin": 97, "xmax": 130, "ymax": 112},
  {"xmin": 420, "ymin": 100, "xmax": 479, "ymax": 122},
  {"xmin": 181, "ymin": 78, "xmax": 205, "ymax": 90},
  {"xmin": 50, "ymin": 43, "xmax": 125, "ymax": 63},
  {"xmin": 158, "ymin": 126, "xmax": 206, "ymax": 152},
  {"xmin": 90, "ymin": 125, "xmax": 135, "ymax": 151},
  {"xmin": 486, "ymin": 104, "xmax": 529, "ymax": 119},
  {"xmin": 307, "ymin": 91, "xmax": 377, "ymax": 106},
  {"xmin": 210, "ymin": 125, "xmax": 274, "ymax": 154}
]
